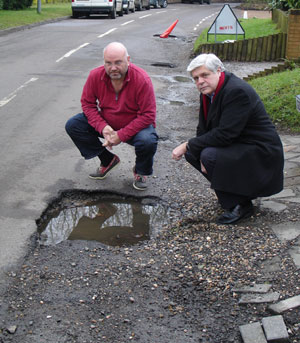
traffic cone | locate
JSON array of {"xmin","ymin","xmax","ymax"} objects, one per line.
[{"xmin": 160, "ymin": 19, "xmax": 179, "ymax": 39}]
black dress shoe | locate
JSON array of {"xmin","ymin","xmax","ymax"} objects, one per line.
[{"xmin": 217, "ymin": 201, "xmax": 254, "ymax": 225}]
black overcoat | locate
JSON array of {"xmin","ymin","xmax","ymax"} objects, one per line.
[{"xmin": 188, "ymin": 71, "xmax": 284, "ymax": 198}]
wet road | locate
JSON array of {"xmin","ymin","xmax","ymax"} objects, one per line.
[{"xmin": 0, "ymin": 3, "xmax": 244, "ymax": 284}]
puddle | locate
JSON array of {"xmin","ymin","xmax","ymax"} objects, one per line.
[
  {"xmin": 169, "ymin": 100, "xmax": 185, "ymax": 106},
  {"xmin": 151, "ymin": 62, "xmax": 176, "ymax": 68},
  {"xmin": 173, "ymin": 76, "xmax": 192, "ymax": 83},
  {"xmin": 38, "ymin": 194, "xmax": 169, "ymax": 247},
  {"xmin": 157, "ymin": 96, "xmax": 186, "ymax": 106}
]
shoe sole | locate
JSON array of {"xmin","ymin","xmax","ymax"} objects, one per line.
[
  {"xmin": 217, "ymin": 208, "xmax": 254, "ymax": 225},
  {"xmin": 132, "ymin": 182, "xmax": 147, "ymax": 191},
  {"xmin": 89, "ymin": 160, "xmax": 120, "ymax": 180}
]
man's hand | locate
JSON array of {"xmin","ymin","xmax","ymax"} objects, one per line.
[
  {"xmin": 172, "ymin": 142, "xmax": 188, "ymax": 161},
  {"xmin": 102, "ymin": 125, "xmax": 121, "ymax": 149}
]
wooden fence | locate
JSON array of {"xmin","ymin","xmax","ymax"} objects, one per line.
[
  {"xmin": 272, "ymin": 8, "xmax": 289, "ymax": 33},
  {"xmin": 194, "ymin": 32, "xmax": 287, "ymax": 62}
]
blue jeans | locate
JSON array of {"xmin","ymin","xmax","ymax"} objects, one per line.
[{"xmin": 65, "ymin": 113, "xmax": 158, "ymax": 176}]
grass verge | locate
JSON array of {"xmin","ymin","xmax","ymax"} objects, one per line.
[
  {"xmin": 194, "ymin": 18, "xmax": 280, "ymax": 52},
  {"xmin": 0, "ymin": 3, "xmax": 71, "ymax": 30},
  {"xmin": 249, "ymin": 67, "xmax": 300, "ymax": 133}
]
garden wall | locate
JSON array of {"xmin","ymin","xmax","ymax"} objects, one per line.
[{"xmin": 286, "ymin": 9, "xmax": 300, "ymax": 60}]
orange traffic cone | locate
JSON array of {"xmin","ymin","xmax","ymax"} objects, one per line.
[{"xmin": 160, "ymin": 19, "xmax": 179, "ymax": 39}]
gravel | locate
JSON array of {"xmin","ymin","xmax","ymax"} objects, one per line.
[{"xmin": 1, "ymin": 11, "xmax": 300, "ymax": 342}]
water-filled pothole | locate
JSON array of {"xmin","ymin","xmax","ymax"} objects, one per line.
[
  {"xmin": 37, "ymin": 192, "xmax": 169, "ymax": 247},
  {"xmin": 151, "ymin": 62, "xmax": 176, "ymax": 68},
  {"xmin": 173, "ymin": 76, "xmax": 192, "ymax": 83}
]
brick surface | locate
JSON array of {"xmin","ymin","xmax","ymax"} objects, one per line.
[
  {"xmin": 268, "ymin": 294, "xmax": 300, "ymax": 314},
  {"xmin": 232, "ymin": 284, "xmax": 272, "ymax": 294},
  {"xmin": 239, "ymin": 292, "xmax": 280, "ymax": 304},
  {"xmin": 239, "ymin": 322, "xmax": 267, "ymax": 343},
  {"xmin": 262, "ymin": 315, "xmax": 289, "ymax": 342}
]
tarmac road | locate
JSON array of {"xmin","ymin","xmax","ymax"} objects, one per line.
[{"xmin": 1, "ymin": 5, "xmax": 300, "ymax": 342}]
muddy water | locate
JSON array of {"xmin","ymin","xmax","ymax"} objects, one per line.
[{"xmin": 38, "ymin": 197, "xmax": 169, "ymax": 247}]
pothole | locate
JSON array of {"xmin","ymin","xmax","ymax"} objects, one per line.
[
  {"xmin": 37, "ymin": 191, "xmax": 170, "ymax": 247},
  {"xmin": 151, "ymin": 62, "xmax": 176, "ymax": 68},
  {"xmin": 173, "ymin": 76, "xmax": 192, "ymax": 83},
  {"xmin": 157, "ymin": 96, "xmax": 186, "ymax": 106}
]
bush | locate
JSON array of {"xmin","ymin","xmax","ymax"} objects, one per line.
[
  {"xmin": 269, "ymin": 0, "xmax": 300, "ymax": 10},
  {"xmin": 3, "ymin": 0, "xmax": 33, "ymax": 9}
]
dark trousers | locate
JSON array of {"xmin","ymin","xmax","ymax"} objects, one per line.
[
  {"xmin": 65, "ymin": 113, "xmax": 158, "ymax": 176},
  {"xmin": 185, "ymin": 147, "xmax": 251, "ymax": 209}
]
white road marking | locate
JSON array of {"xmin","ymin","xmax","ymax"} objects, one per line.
[
  {"xmin": 98, "ymin": 27, "xmax": 117, "ymax": 38},
  {"xmin": 121, "ymin": 20, "xmax": 134, "ymax": 26},
  {"xmin": 56, "ymin": 42, "xmax": 90, "ymax": 63},
  {"xmin": 193, "ymin": 11, "xmax": 218, "ymax": 31},
  {"xmin": 139, "ymin": 14, "xmax": 152, "ymax": 18},
  {"xmin": 0, "ymin": 78, "xmax": 38, "ymax": 108}
]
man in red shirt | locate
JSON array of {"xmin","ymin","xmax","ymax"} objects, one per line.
[{"xmin": 66, "ymin": 42, "xmax": 158, "ymax": 190}]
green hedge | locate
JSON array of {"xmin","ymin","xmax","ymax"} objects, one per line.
[{"xmin": 2, "ymin": 0, "xmax": 33, "ymax": 9}]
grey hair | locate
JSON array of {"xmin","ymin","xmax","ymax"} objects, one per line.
[
  {"xmin": 103, "ymin": 42, "xmax": 129, "ymax": 58},
  {"xmin": 187, "ymin": 53, "xmax": 225, "ymax": 74}
]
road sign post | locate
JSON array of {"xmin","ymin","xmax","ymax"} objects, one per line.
[{"xmin": 207, "ymin": 4, "xmax": 245, "ymax": 42}]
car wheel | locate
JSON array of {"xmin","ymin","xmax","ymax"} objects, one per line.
[
  {"xmin": 72, "ymin": 10, "xmax": 79, "ymax": 18},
  {"xmin": 161, "ymin": 0, "xmax": 167, "ymax": 7},
  {"xmin": 118, "ymin": 3, "xmax": 124, "ymax": 16},
  {"xmin": 111, "ymin": 4, "xmax": 117, "ymax": 18}
]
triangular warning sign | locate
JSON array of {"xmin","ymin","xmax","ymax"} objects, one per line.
[{"xmin": 208, "ymin": 4, "xmax": 245, "ymax": 36}]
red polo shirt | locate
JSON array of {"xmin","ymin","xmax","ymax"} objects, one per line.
[{"xmin": 81, "ymin": 63, "xmax": 156, "ymax": 142}]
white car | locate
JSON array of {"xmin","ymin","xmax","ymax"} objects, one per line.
[
  {"xmin": 122, "ymin": 0, "xmax": 135, "ymax": 14},
  {"xmin": 72, "ymin": 0, "xmax": 124, "ymax": 19}
]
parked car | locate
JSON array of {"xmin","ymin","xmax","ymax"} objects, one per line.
[
  {"xmin": 122, "ymin": 0, "xmax": 135, "ymax": 13},
  {"xmin": 72, "ymin": 0, "xmax": 124, "ymax": 19},
  {"xmin": 128, "ymin": 0, "xmax": 135, "ymax": 12},
  {"xmin": 134, "ymin": 0, "xmax": 150, "ymax": 11},
  {"xmin": 182, "ymin": 0, "xmax": 210, "ymax": 3},
  {"xmin": 149, "ymin": 0, "xmax": 167, "ymax": 8}
]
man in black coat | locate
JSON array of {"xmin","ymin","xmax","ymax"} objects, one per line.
[{"xmin": 172, "ymin": 53, "xmax": 284, "ymax": 224}]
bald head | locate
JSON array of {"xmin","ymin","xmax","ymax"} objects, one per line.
[
  {"xmin": 103, "ymin": 42, "xmax": 130, "ymax": 81},
  {"xmin": 103, "ymin": 42, "xmax": 129, "ymax": 59}
]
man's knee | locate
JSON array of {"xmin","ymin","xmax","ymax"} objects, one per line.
[
  {"xmin": 65, "ymin": 113, "xmax": 86, "ymax": 137},
  {"xmin": 200, "ymin": 147, "xmax": 217, "ymax": 167},
  {"xmin": 134, "ymin": 128, "xmax": 158, "ymax": 152},
  {"xmin": 65, "ymin": 117, "xmax": 75, "ymax": 136}
]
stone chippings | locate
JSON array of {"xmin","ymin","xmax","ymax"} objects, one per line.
[
  {"xmin": 1, "ymin": 47, "xmax": 300, "ymax": 343},
  {"xmin": 1, "ymin": 182, "xmax": 300, "ymax": 343}
]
